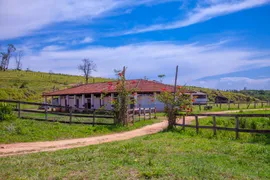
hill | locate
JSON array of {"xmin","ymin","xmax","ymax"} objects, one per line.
[
  {"xmin": 187, "ymin": 86, "xmax": 259, "ymax": 102},
  {"xmin": 0, "ymin": 70, "xmax": 263, "ymax": 102},
  {"xmin": 0, "ymin": 70, "xmax": 110, "ymax": 102}
]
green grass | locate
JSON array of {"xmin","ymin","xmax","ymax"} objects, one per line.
[
  {"xmin": 0, "ymin": 70, "xmax": 111, "ymax": 102},
  {"xmin": 0, "ymin": 130, "xmax": 269, "ymax": 179},
  {"xmin": 183, "ymin": 110, "xmax": 270, "ymax": 144},
  {"xmin": 0, "ymin": 118, "xmax": 162, "ymax": 144},
  {"xmin": 192, "ymin": 103, "xmax": 270, "ymax": 113}
]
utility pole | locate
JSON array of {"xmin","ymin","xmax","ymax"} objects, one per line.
[{"xmin": 173, "ymin": 65, "xmax": 179, "ymax": 102}]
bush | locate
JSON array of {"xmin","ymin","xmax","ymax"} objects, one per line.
[{"xmin": 0, "ymin": 103, "xmax": 15, "ymax": 121}]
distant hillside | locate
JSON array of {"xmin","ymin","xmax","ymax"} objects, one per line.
[
  {"xmin": 187, "ymin": 86, "xmax": 260, "ymax": 102},
  {"xmin": 0, "ymin": 70, "xmax": 111, "ymax": 102},
  {"xmin": 238, "ymin": 90, "xmax": 270, "ymax": 101},
  {"xmin": 0, "ymin": 70, "xmax": 265, "ymax": 103}
]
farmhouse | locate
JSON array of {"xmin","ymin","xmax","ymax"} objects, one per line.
[{"xmin": 43, "ymin": 79, "xmax": 208, "ymax": 111}]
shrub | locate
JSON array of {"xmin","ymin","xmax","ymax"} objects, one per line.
[{"xmin": 0, "ymin": 103, "xmax": 15, "ymax": 121}]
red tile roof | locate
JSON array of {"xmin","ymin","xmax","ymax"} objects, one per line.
[{"xmin": 43, "ymin": 79, "xmax": 193, "ymax": 96}]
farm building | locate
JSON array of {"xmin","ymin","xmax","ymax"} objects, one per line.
[
  {"xmin": 43, "ymin": 79, "xmax": 208, "ymax": 111},
  {"xmin": 215, "ymin": 95, "xmax": 233, "ymax": 103}
]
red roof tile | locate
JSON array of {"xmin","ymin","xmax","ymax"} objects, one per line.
[{"xmin": 43, "ymin": 79, "xmax": 192, "ymax": 96}]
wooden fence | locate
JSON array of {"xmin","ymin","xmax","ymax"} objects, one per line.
[
  {"xmin": 0, "ymin": 99, "xmax": 156, "ymax": 126},
  {"xmin": 194, "ymin": 101, "xmax": 270, "ymax": 111},
  {"xmin": 0, "ymin": 99, "xmax": 115, "ymax": 126},
  {"xmin": 175, "ymin": 113, "xmax": 270, "ymax": 138},
  {"xmin": 128, "ymin": 107, "xmax": 157, "ymax": 123}
]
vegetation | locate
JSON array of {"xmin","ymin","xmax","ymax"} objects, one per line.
[
  {"xmin": 0, "ymin": 70, "xmax": 110, "ymax": 102},
  {"xmin": 78, "ymin": 58, "xmax": 97, "ymax": 84},
  {"xmin": 239, "ymin": 90, "xmax": 270, "ymax": 101},
  {"xmin": 157, "ymin": 85, "xmax": 192, "ymax": 128},
  {"xmin": 0, "ymin": 103, "xmax": 15, "ymax": 121},
  {"xmin": 0, "ymin": 129, "xmax": 269, "ymax": 179},
  {"xmin": 186, "ymin": 110, "xmax": 270, "ymax": 143},
  {"xmin": 0, "ymin": 117, "xmax": 161, "ymax": 144},
  {"xmin": 187, "ymin": 86, "xmax": 261, "ymax": 102}
]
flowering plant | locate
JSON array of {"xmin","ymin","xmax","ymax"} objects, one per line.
[{"xmin": 157, "ymin": 85, "xmax": 193, "ymax": 128}]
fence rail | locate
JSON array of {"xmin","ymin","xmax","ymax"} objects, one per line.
[
  {"xmin": 175, "ymin": 113, "xmax": 270, "ymax": 138},
  {"xmin": 128, "ymin": 107, "xmax": 157, "ymax": 123},
  {"xmin": 1, "ymin": 99, "xmax": 115, "ymax": 126},
  {"xmin": 1, "ymin": 99, "xmax": 155, "ymax": 126},
  {"xmin": 193, "ymin": 101, "xmax": 270, "ymax": 111}
]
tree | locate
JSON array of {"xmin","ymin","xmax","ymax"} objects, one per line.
[
  {"xmin": 158, "ymin": 74, "xmax": 165, "ymax": 83},
  {"xmin": 78, "ymin": 58, "xmax": 97, "ymax": 84},
  {"xmin": 0, "ymin": 44, "xmax": 16, "ymax": 71},
  {"xmin": 14, "ymin": 50, "xmax": 23, "ymax": 70},
  {"xmin": 157, "ymin": 86, "xmax": 193, "ymax": 129},
  {"xmin": 101, "ymin": 67, "xmax": 136, "ymax": 126}
]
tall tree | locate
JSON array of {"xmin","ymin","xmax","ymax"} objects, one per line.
[
  {"xmin": 78, "ymin": 58, "xmax": 97, "ymax": 84},
  {"xmin": 158, "ymin": 74, "xmax": 165, "ymax": 83},
  {"xmin": 0, "ymin": 44, "xmax": 16, "ymax": 71},
  {"xmin": 14, "ymin": 50, "xmax": 23, "ymax": 70}
]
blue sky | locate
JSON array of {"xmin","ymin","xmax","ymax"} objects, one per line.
[{"xmin": 0, "ymin": 0, "xmax": 270, "ymax": 90}]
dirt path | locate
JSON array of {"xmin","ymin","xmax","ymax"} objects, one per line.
[{"xmin": 0, "ymin": 108, "xmax": 268, "ymax": 157}]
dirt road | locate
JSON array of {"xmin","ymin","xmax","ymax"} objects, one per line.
[{"xmin": 0, "ymin": 108, "xmax": 268, "ymax": 157}]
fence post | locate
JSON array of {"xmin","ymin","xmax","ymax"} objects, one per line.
[
  {"xmin": 228, "ymin": 102, "xmax": 230, "ymax": 110},
  {"xmin": 195, "ymin": 115, "xmax": 199, "ymax": 134},
  {"xmin": 139, "ymin": 108, "xmax": 141, "ymax": 121},
  {"xmin": 154, "ymin": 107, "xmax": 157, "ymax": 119},
  {"xmin": 93, "ymin": 109, "xmax": 96, "ymax": 127},
  {"xmin": 213, "ymin": 116, "xmax": 216, "ymax": 136},
  {"xmin": 144, "ymin": 108, "xmax": 146, "ymax": 120},
  {"xmin": 149, "ymin": 108, "xmax": 151, "ymax": 120},
  {"xmin": 17, "ymin": 101, "xmax": 21, "ymax": 118},
  {"xmin": 45, "ymin": 104, "xmax": 48, "ymax": 120},
  {"xmin": 235, "ymin": 116, "xmax": 239, "ymax": 139},
  {"xmin": 182, "ymin": 115, "xmax": 185, "ymax": 130},
  {"xmin": 132, "ymin": 108, "xmax": 135, "ymax": 122},
  {"xmin": 69, "ymin": 107, "xmax": 72, "ymax": 123}
]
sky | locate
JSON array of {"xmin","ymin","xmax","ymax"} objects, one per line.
[{"xmin": 0, "ymin": 0, "xmax": 270, "ymax": 90}]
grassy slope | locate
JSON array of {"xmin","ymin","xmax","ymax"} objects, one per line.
[
  {"xmin": 0, "ymin": 70, "xmax": 110, "ymax": 102},
  {"xmin": 0, "ymin": 118, "xmax": 162, "ymax": 144},
  {"xmin": 188, "ymin": 86, "xmax": 258, "ymax": 102},
  {"xmin": 0, "ymin": 130, "xmax": 269, "ymax": 179},
  {"xmin": 0, "ymin": 70, "xmax": 259, "ymax": 102}
]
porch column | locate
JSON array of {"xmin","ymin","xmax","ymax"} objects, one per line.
[
  {"xmin": 111, "ymin": 93, "xmax": 114, "ymax": 110},
  {"xmin": 153, "ymin": 92, "xmax": 157, "ymax": 108},
  {"xmin": 134, "ymin": 93, "xmax": 138, "ymax": 108},
  {"xmin": 66, "ymin": 95, "xmax": 69, "ymax": 107},
  {"xmin": 74, "ymin": 95, "xmax": 76, "ymax": 108},
  {"xmin": 44, "ymin": 96, "xmax": 47, "ymax": 104},
  {"xmin": 58, "ymin": 96, "xmax": 61, "ymax": 106},
  {"xmin": 91, "ymin": 94, "xmax": 94, "ymax": 109},
  {"xmin": 81, "ymin": 94, "xmax": 85, "ymax": 108}
]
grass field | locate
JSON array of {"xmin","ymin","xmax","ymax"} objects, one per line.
[
  {"xmin": 0, "ymin": 117, "xmax": 162, "ymax": 144},
  {"xmin": 192, "ymin": 103, "xmax": 270, "ymax": 113},
  {"xmin": 0, "ymin": 129, "xmax": 269, "ymax": 179},
  {"xmin": 0, "ymin": 70, "xmax": 110, "ymax": 102}
]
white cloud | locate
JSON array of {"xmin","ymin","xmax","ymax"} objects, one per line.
[
  {"xmin": 0, "ymin": 0, "xmax": 177, "ymax": 40},
  {"xmin": 120, "ymin": 0, "xmax": 270, "ymax": 35},
  {"xmin": 193, "ymin": 77, "xmax": 270, "ymax": 90},
  {"xmin": 15, "ymin": 41, "xmax": 270, "ymax": 87},
  {"xmin": 81, "ymin": 37, "xmax": 93, "ymax": 44}
]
